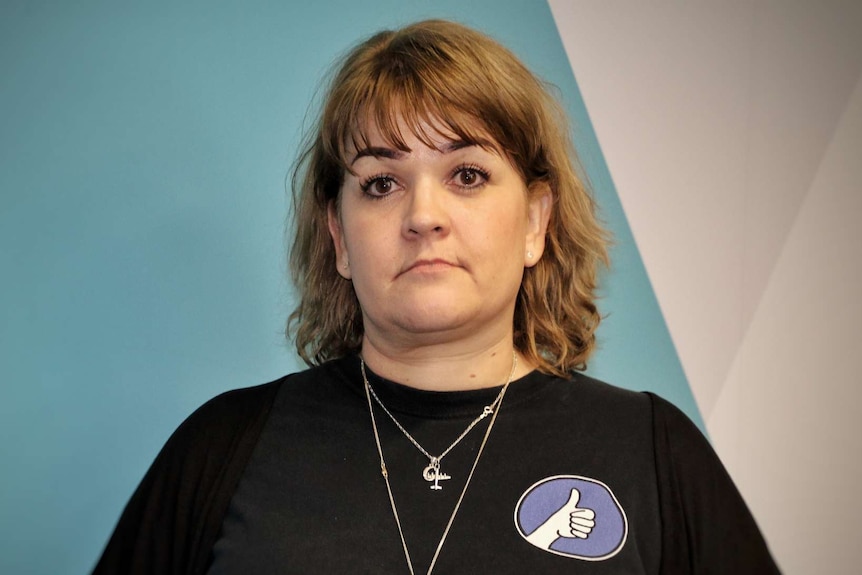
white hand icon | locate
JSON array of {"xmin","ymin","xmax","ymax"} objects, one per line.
[{"xmin": 525, "ymin": 488, "xmax": 596, "ymax": 549}]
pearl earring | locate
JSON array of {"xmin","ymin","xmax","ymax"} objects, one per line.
[{"xmin": 527, "ymin": 251, "xmax": 533, "ymax": 259}]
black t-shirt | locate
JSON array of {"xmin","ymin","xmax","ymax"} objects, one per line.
[
  {"xmin": 93, "ymin": 355, "xmax": 779, "ymax": 574},
  {"xmin": 205, "ymin": 356, "xmax": 777, "ymax": 574}
]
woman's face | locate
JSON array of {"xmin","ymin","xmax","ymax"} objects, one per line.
[{"xmin": 328, "ymin": 119, "xmax": 551, "ymax": 351}]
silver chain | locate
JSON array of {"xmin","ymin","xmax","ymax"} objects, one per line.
[
  {"xmin": 362, "ymin": 353, "xmax": 517, "ymax": 575},
  {"xmin": 364, "ymin": 364, "xmax": 509, "ymax": 478}
]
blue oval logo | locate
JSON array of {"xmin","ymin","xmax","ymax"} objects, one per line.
[{"xmin": 514, "ymin": 475, "xmax": 628, "ymax": 560}]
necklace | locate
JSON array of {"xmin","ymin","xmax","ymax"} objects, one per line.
[
  {"xmin": 364, "ymin": 358, "xmax": 513, "ymax": 490},
  {"xmin": 361, "ymin": 354, "xmax": 517, "ymax": 575}
]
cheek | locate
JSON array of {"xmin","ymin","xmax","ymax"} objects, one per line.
[
  {"xmin": 477, "ymin": 208, "xmax": 529, "ymax": 253},
  {"xmin": 343, "ymin": 210, "xmax": 376, "ymax": 245},
  {"xmin": 341, "ymin": 217, "xmax": 396, "ymax": 277}
]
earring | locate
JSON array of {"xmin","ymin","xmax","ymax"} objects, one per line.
[
  {"xmin": 526, "ymin": 251, "xmax": 533, "ymax": 260},
  {"xmin": 342, "ymin": 261, "xmax": 349, "ymax": 270}
]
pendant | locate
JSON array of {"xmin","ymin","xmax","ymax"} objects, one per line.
[{"xmin": 423, "ymin": 459, "xmax": 451, "ymax": 490}]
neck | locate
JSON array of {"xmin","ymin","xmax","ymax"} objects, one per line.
[{"xmin": 359, "ymin": 334, "xmax": 534, "ymax": 391}]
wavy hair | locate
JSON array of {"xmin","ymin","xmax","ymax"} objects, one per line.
[{"xmin": 288, "ymin": 19, "xmax": 609, "ymax": 376}]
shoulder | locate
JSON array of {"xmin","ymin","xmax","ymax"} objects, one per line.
[
  {"xmin": 174, "ymin": 376, "xmax": 287, "ymax": 446},
  {"xmin": 561, "ymin": 375, "xmax": 716, "ymax": 467},
  {"xmin": 524, "ymin": 371, "xmax": 656, "ymax": 432},
  {"xmin": 645, "ymin": 392, "xmax": 710, "ymax": 454},
  {"xmin": 521, "ymin": 371, "xmax": 719, "ymax": 467},
  {"xmin": 176, "ymin": 357, "xmax": 358, "ymax": 443},
  {"xmin": 568, "ymin": 371, "xmax": 653, "ymax": 407},
  {"xmin": 643, "ymin": 393, "xmax": 780, "ymax": 572},
  {"xmin": 92, "ymin": 376, "xmax": 293, "ymax": 574},
  {"xmin": 546, "ymin": 372, "xmax": 710, "ymax": 439}
]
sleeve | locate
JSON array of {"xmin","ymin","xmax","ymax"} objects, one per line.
[
  {"xmin": 648, "ymin": 393, "xmax": 781, "ymax": 574},
  {"xmin": 91, "ymin": 380, "xmax": 281, "ymax": 575}
]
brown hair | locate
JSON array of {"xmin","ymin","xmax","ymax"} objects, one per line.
[{"xmin": 288, "ymin": 19, "xmax": 608, "ymax": 376}]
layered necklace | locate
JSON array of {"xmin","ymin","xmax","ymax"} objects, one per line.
[{"xmin": 361, "ymin": 353, "xmax": 517, "ymax": 575}]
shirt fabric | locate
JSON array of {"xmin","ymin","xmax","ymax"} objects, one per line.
[{"xmin": 93, "ymin": 355, "xmax": 779, "ymax": 574}]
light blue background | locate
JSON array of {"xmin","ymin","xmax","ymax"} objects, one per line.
[{"xmin": 0, "ymin": 1, "xmax": 699, "ymax": 572}]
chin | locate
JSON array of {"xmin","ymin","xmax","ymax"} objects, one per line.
[
  {"xmin": 390, "ymin": 302, "xmax": 476, "ymax": 336},
  {"xmin": 397, "ymin": 310, "xmax": 467, "ymax": 333}
]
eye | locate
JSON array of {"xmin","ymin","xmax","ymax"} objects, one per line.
[
  {"xmin": 451, "ymin": 165, "xmax": 490, "ymax": 189},
  {"xmin": 360, "ymin": 174, "xmax": 399, "ymax": 198}
]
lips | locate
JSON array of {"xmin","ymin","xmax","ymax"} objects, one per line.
[{"xmin": 399, "ymin": 258, "xmax": 459, "ymax": 276}]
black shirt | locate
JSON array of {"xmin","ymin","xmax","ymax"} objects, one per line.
[{"xmin": 94, "ymin": 356, "xmax": 779, "ymax": 574}]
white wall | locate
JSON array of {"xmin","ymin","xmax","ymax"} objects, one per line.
[{"xmin": 548, "ymin": 1, "xmax": 862, "ymax": 573}]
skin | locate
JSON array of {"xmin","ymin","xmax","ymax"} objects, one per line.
[{"xmin": 327, "ymin": 119, "xmax": 551, "ymax": 391}]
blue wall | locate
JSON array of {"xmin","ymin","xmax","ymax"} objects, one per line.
[{"xmin": 0, "ymin": 1, "xmax": 698, "ymax": 572}]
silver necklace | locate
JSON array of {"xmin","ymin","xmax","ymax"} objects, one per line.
[
  {"xmin": 361, "ymin": 354, "xmax": 516, "ymax": 575},
  {"xmin": 364, "ymin": 358, "xmax": 513, "ymax": 490}
]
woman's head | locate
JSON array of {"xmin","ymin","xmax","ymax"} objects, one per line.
[{"xmin": 289, "ymin": 19, "xmax": 608, "ymax": 376}]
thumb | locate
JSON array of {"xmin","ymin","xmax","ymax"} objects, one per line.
[{"xmin": 564, "ymin": 488, "xmax": 581, "ymax": 508}]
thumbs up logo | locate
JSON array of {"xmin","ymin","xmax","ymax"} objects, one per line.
[{"xmin": 515, "ymin": 475, "xmax": 627, "ymax": 560}]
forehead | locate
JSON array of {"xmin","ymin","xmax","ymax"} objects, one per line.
[{"xmin": 344, "ymin": 110, "xmax": 502, "ymax": 161}]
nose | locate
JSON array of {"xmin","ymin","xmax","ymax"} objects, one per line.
[{"xmin": 402, "ymin": 177, "xmax": 450, "ymax": 239}]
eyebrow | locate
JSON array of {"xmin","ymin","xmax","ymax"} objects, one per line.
[
  {"xmin": 349, "ymin": 140, "xmax": 478, "ymax": 165},
  {"xmin": 350, "ymin": 146, "xmax": 404, "ymax": 165}
]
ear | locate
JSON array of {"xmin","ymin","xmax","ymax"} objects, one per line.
[
  {"xmin": 524, "ymin": 184, "xmax": 552, "ymax": 268},
  {"xmin": 327, "ymin": 201, "xmax": 351, "ymax": 279}
]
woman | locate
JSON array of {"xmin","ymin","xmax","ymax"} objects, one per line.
[{"xmin": 94, "ymin": 19, "xmax": 778, "ymax": 574}]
